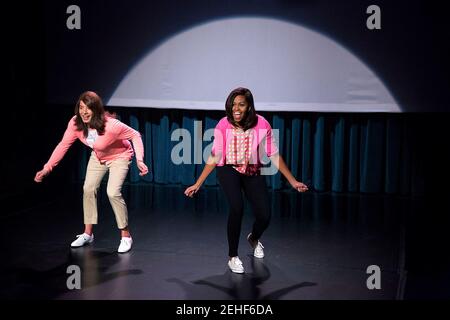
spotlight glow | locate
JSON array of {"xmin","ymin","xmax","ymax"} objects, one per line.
[{"xmin": 109, "ymin": 17, "xmax": 400, "ymax": 112}]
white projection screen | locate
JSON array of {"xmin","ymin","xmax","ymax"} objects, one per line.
[{"xmin": 108, "ymin": 17, "xmax": 401, "ymax": 112}]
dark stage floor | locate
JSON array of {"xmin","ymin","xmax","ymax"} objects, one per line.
[{"xmin": 1, "ymin": 184, "xmax": 448, "ymax": 300}]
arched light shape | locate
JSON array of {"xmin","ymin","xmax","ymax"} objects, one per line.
[{"xmin": 109, "ymin": 17, "xmax": 401, "ymax": 112}]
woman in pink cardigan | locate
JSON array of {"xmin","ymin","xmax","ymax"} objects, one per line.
[
  {"xmin": 184, "ymin": 87, "xmax": 308, "ymax": 273},
  {"xmin": 34, "ymin": 91, "xmax": 148, "ymax": 253}
]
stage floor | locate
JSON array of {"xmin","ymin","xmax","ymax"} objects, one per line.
[{"xmin": 1, "ymin": 184, "xmax": 448, "ymax": 300}]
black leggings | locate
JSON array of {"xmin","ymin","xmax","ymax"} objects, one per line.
[{"xmin": 217, "ymin": 165, "xmax": 271, "ymax": 257}]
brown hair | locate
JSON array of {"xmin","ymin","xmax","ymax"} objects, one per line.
[
  {"xmin": 74, "ymin": 91, "xmax": 115, "ymax": 137},
  {"xmin": 225, "ymin": 87, "xmax": 258, "ymax": 131}
]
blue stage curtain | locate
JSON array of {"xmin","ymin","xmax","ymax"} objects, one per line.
[{"xmin": 76, "ymin": 108, "xmax": 423, "ymax": 195}]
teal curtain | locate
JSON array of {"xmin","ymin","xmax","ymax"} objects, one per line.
[{"xmin": 77, "ymin": 109, "xmax": 424, "ymax": 195}]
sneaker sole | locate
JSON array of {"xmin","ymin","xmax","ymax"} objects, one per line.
[
  {"xmin": 228, "ymin": 262, "xmax": 245, "ymax": 273},
  {"xmin": 229, "ymin": 268, "xmax": 244, "ymax": 274},
  {"xmin": 70, "ymin": 240, "xmax": 94, "ymax": 248}
]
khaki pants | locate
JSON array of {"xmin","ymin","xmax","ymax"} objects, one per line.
[{"xmin": 83, "ymin": 153, "xmax": 131, "ymax": 229}]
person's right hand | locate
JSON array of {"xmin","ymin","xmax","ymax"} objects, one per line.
[
  {"xmin": 290, "ymin": 180, "xmax": 308, "ymax": 192},
  {"xmin": 34, "ymin": 168, "xmax": 50, "ymax": 183},
  {"xmin": 184, "ymin": 184, "xmax": 200, "ymax": 198}
]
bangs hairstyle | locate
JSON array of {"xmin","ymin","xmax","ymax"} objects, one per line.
[
  {"xmin": 225, "ymin": 87, "xmax": 258, "ymax": 131},
  {"xmin": 74, "ymin": 91, "xmax": 115, "ymax": 137}
]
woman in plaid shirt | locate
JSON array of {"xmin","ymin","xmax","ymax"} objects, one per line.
[{"xmin": 185, "ymin": 87, "xmax": 308, "ymax": 273}]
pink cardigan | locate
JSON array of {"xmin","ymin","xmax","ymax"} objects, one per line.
[
  {"xmin": 44, "ymin": 116, "xmax": 144, "ymax": 172},
  {"xmin": 211, "ymin": 114, "xmax": 279, "ymax": 166}
]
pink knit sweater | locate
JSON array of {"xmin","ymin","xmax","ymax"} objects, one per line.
[{"xmin": 44, "ymin": 116, "xmax": 144, "ymax": 172}]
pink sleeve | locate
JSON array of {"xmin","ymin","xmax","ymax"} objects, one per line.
[
  {"xmin": 264, "ymin": 121, "xmax": 279, "ymax": 157},
  {"xmin": 211, "ymin": 120, "xmax": 226, "ymax": 159},
  {"xmin": 44, "ymin": 118, "xmax": 79, "ymax": 172},
  {"xmin": 112, "ymin": 119, "xmax": 145, "ymax": 162}
]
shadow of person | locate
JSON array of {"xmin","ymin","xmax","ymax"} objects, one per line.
[
  {"xmin": 3, "ymin": 246, "xmax": 143, "ymax": 299},
  {"xmin": 167, "ymin": 257, "xmax": 317, "ymax": 300},
  {"xmin": 193, "ymin": 257, "xmax": 270, "ymax": 299},
  {"xmin": 68, "ymin": 246, "xmax": 143, "ymax": 290}
]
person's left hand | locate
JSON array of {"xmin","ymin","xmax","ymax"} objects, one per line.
[
  {"xmin": 34, "ymin": 168, "xmax": 50, "ymax": 183},
  {"xmin": 290, "ymin": 180, "xmax": 308, "ymax": 192},
  {"xmin": 137, "ymin": 160, "xmax": 149, "ymax": 176}
]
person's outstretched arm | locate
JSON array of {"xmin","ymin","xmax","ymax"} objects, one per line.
[
  {"xmin": 184, "ymin": 155, "xmax": 218, "ymax": 198},
  {"xmin": 34, "ymin": 118, "xmax": 78, "ymax": 183},
  {"xmin": 270, "ymin": 153, "xmax": 308, "ymax": 192},
  {"xmin": 185, "ymin": 120, "xmax": 225, "ymax": 197},
  {"xmin": 113, "ymin": 119, "xmax": 149, "ymax": 176}
]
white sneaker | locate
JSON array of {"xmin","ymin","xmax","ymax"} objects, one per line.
[
  {"xmin": 247, "ymin": 233, "xmax": 264, "ymax": 258},
  {"xmin": 118, "ymin": 236, "xmax": 133, "ymax": 253},
  {"xmin": 71, "ymin": 233, "xmax": 94, "ymax": 247},
  {"xmin": 228, "ymin": 256, "xmax": 244, "ymax": 274}
]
